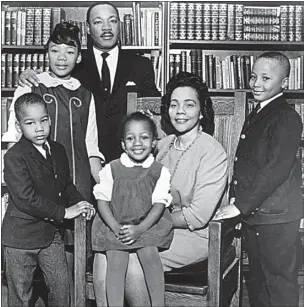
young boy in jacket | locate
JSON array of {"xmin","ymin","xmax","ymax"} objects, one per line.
[
  {"xmin": 2, "ymin": 92, "xmax": 95, "ymax": 307},
  {"xmin": 214, "ymin": 52, "xmax": 303, "ymax": 307}
]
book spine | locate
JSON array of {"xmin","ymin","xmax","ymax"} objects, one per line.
[
  {"xmin": 1, "ymin": 10, "xmax": 5, "ymax": 45},
  {"xmin": 154, "ymin": 11, "xmax": 159, "ymax": 46},
  {"xmin": 1, "ymin": 98, "xmax": 8, "ymax": 134},
  {"xmin": 11, "ymin": 11, "xmax": 17, "ymax": 45},
  {"xmin": 34, "ymin": 8, "xmax": 43, "ymax": 45},
  {"xmin": 178, "ymin": 2, "xmax": 187, "ymax": 40},
  {"xmin": 190, "ymin": 50, "xmax": 197, "ymax": 75},
  {"xmin": 227, "ymin": 4, "xmax": 235, "ymax": 40},
  {"xmin": 235, "ymin": 5, "xmax": 244, "ymax": 41},
  {"xmin": 169, "ymin": 54, "xmax": 175, "ymax": 78},
  {"xmin": 13, "ymin": 53, "xmax": 19, "ymax": 88},
  {"xmin": 38, "ymin": 53, "xmax": 44, "ymax": 71},
  {"xmin": 25, "ymin": 8, "xmax": 34, "ymax": 45},
  {"xmin": 218, "ymin": 3, "xmax": 227, "ymax": 41},
  {"xmin": 180, "ymin": 50, "xmax": 187, "ymax": 72},
  {"xmin": 175, "ymin": 54, "xmax": 181, "ymax": 75},
  {"xmin": 194, "ymin": 3, "xmax": 203, "ymax": 40},
  {"xmin": 288, "ymin": 5, "xmax": 295, "ymax": 42},
  {"xmin": 197, "ymin": 50, "xmax": 202, "ymax": 78},
  {"xmin": 32, "ymin": 54, "xmax": 38, "ymax": 71},
  {"xmin": 186, "ymin": 3, "xmax": 195, "ymax": 40},
  {"xmin": 6, "ymin": 54, "xmax": 13, "ymax": 88},
  {"xmin": 295, "ymin": 5, "xmax": 303, "ymax": 42},
  {"xmin": 211, "ymin": 3, "xmax": 219, "ymax": 41},
  {"xmin": 280, "ymin": 5, "xmax": 288, "ymax": 41},
  {"xmin": 203, "ymin": 3, "xmax": 211, "ymax": 40},
  {"xmin": 42, "ymin": 8, "xmax": 52, "ymax": 45},
  {"xmin": 5, "ymin": 11, "xmax": 11, "ymax": 45},
  {"xmin": 124, "ymin": 14, "xmax": 133, "ymax": 46},
  {"xmin": 170, "ymin": 2, "xmax": 179, "ymax": 40},
  {"xmin": 20, "ymin": 54, "xmax": 26, "ymax": 74},
  {"xmin": 1, "ymin": 54, "xmax": 6, "ymax": 88},
  {"xmin": 16, "ymin": 10, "xmax": 22, "ymax": 45},
  {"xmin": 25, "ymin": 54, "xmax": 32, "ymax": 70}
]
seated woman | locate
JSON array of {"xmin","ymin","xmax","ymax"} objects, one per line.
[{"xmin": 93, "ymin": 72, "xmax": 228, "ymax": 306}]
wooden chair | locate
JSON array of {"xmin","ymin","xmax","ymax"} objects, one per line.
[{"xmin": 74, "ymin": 91, "xmax": 247, "ymax": 307}]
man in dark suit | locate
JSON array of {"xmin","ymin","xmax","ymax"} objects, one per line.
[
  {"xmin": 19, "ymin": 1, "xmax": 161, "ymax": 162},
  {"xmin": 2, "ymin": 93, "xmax": 95, "ymax": 306},
  {"xmin": 214, "ymin": 52, "xmax": 303, "ymax": 307}
]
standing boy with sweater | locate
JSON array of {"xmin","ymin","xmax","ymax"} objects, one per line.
[
  {"xmin": 214, "ymin": 52, "xmax": 303, "ymax": 307},
  {"xmin": 1, "ymin": 92, "xmax": 95, "ymax": 307}
]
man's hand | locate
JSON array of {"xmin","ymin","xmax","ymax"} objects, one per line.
[
  {"xmin": 18, "ymin": 68, "xmax": 41, "ymax": 87},
  {"xmin": 64, "ymin": 201, "xmax": 96, "ymax": 220},
  {"xmin": 213, "ymin": 204, "xmax": 241, "ymax": 220},
  {"xmin": 118, "ymin": 224, "xmax": 143, "ymax": 245}
]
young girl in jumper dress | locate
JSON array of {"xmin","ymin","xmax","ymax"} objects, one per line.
[{"xmin": 92, "ymin": 112, "xmax": 173, "ymax": 307}]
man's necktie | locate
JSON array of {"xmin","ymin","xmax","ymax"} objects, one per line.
[
  {"xmin": 101, "ymin": 52, "xmax": 111, "ymax": 95},
  {"xmin": 42, "ymin": 143, "xmax": 53, "ymax": 166},
  {"xmin": 246, "ymin": 102, "xmax": 261, "ymax": 126}
]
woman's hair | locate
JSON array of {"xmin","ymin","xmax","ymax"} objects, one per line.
[
  {"xmin": 121, "ymin": 112, "xmax": 158, "ymax": 140},
  {"xmin": 46, "ymin": 22, "xmax": 81, "ymax": 52},
  {"xmin": 161, "ymin": 72, "xmax": 215, "ymax": 136}
]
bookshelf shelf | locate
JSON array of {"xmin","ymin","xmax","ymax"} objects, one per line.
[{"xmin": 169, "ymin": 40, "xmax": 304, "ymax": 51}]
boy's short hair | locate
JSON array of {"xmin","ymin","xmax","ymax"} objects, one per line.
[
  {"xmin": 15, "ymin": 93, "xmax": 48, "ymax": 121},
  {"xmin": 257, "ymin": 51, "xmax": 290, "ymax": 78}
]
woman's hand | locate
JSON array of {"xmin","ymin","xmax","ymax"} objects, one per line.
[
  {"xmin": 213, "ymin": 204, "xmax": 241, "ymax": 220},
  {"xmin": 18, "ymin": 68, "xmax": 41, "ymax": 87},
  {"xmin": 118, "ymin": 224, "xmax": 143, "ymax": 245}
]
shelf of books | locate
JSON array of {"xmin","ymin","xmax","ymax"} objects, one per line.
[{"xmin": 1, "ymin": 1, "xmax": 165, "ymax": 92}]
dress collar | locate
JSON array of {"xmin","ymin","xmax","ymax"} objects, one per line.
[
  {"xmin": 38, "ymin": 72, "xmax": 81, "ymax": 90},
  {"xmin": 120, "ymin": 153, "xmax": 154, "ymax": 168}
]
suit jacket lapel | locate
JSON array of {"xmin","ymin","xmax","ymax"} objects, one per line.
[
  {"xmin": 244, "ymin": 96, "xmax": 286, "ymax": 131},
  {"xmin": 20, "ymin": 137, "xmax": 54, "ymax": 172}
]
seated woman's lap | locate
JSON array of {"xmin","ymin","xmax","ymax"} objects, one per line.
[
  {"xmin": 160, "ymin": 228, "xmax": 209, "ymax": 272},
  {"xmin": 93, "ymin": 229, "xmax": 208, "ymax": 305}
]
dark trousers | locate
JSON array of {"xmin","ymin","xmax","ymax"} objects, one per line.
[
  {"xmin": 4, "ymin": 230, "xmax": 69, "ymax": 307},
  {"xmin": 243, "ymin": 221, "xmax": 300, "ymax": 307}
]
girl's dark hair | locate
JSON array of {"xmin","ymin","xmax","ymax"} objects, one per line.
[
  {"xmin": 121, "ymin": 112, "xmax": 158, "ymax": 140},
  {"xmin": 161, "ymin": 72, "xmax": 215, "ymax": 136},
  {"xmin": 46, "ymin": 22, "xmax": 81, "ymax": 52}
]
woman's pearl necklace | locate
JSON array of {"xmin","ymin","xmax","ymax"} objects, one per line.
[
  {"xmin": 173, "ymin": 137, "xmax": 195, "ymax": 151},
  {"xmin": 158, "ymin": 133, "xmax": 201, "ymax": 182}
]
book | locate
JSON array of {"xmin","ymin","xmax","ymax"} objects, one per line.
[
  {"xmin": 170, "ymin": 2, "xmax": 179, "ymax": 40},
  {"xmin": 203, "ymin": 3, "xmax": 211, "ymax": 40},
  {"xmin": 34, "ymin": 8, "xmax": 42, "ymax": 45},
  {"xmin": 42, "ymin": 8, "xmax": 52, "ymax": 45},
  {"xmin": 194, "ymin": 3, "xmax": 203, "ymax": 40},
  {"xmin": 186, "ymin": 3, "xmax": 195, "ymax": 40},
  {"xmin": 10, "ymin": 10, "xmax": 17, "ymax": 45},
  {"xmin": 227, "ymin": 4, "xmax": 235, "ymax": 40},
  {"xmin": 13, "ymin": 54, "xmax": 19, "ymax": 88},
  {"xmin": 6, "ymin": 54, "xmax": 13, "ymax": 88},
  {"xmin": 5, "ymin": 11, "xmax": 11, "ymax": 45},
  {"xmin": 1, "ymin": 54, "xmax": 6, "ymax": 88},
  {"xmin": 218, "ymin": 3, "xmax": 228, "ymax": 41},
  {"xmin": 25, "ymin": 8, "xmax": 34, "ymax": 45},
  {"xmin": 211, "ymin": 3, "xmax": 219, "ymax": 41},
  {"xmin": 178, "ymin": 2, "xmax": 187, "ymax": 40}
]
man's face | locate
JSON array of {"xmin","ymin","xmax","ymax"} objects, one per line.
[{"xmin": 87, "ymin": 4, "xmax": 120, "ymax": 52}]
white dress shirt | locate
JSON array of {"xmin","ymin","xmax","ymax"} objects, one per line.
[
  {"xmin": 93, "ymin": 45, "xmax": 119, "ymax": 93},
  {"xmin": 258, "ymin": 92, "xmax": 283, "ymax": 113}
]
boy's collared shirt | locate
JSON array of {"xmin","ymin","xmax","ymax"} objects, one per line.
[
  {"xmin": 33, "ymin": 141, "xmax": 50, "ymax": 159},
  {"xmin": 257, "ymin": 92, "xmax": 283, "ymax": 113},
  {"xmin": 93, "ymin": 153, "xmax": 172, "ymax": 206}
]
